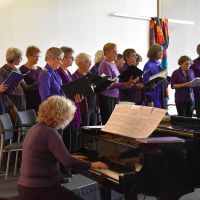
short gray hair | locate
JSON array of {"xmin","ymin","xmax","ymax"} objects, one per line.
[
  {"xmin": 6, "ymin": 48, "xmax": 22, "ymax": 63},
  {"xmin": 75, "ymin": 53, "xmax": 91, "ymax": 66},
  {"xmin": 45, "ymin": 47, "xmax": 63, "ymax": 61}
]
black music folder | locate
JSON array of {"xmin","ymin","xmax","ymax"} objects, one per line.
[
  {"xmin": 3, "ymin": 70, "xmax": 30, "ymax": 93},
  {"xmin": 85, "ymin": 72, "xmax": 114, "ymax": 93},
  {"xmin": 118, "ymin": 67, "xmax": 144, "ymax": 82},
  {"xmin": 61, "ymin": 77, "xmax": 94, "ymax": 99}
]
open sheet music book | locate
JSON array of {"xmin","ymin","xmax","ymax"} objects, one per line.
[
  {"xmin": 3, "ymin": 70, "xmax": 30, "ymax": 93},
  {"xmin": 85, "ymin": 72, "xmax": 115, "ymax": 93},
  {"xmin": 143, "ymin": 69, "xmax": 167, "ymax": 87},
  {"xmin": 190, "ymin": 77, "xmax": 200, "ymax": 87},
  {"xmin": 101, "ymin": 103, "xmax": 166, "ymax": 139}
]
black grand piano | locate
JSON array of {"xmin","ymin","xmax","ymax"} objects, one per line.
[{"xmin": 77, "ymin": 116, "xmax": 200, "ymax": 200}]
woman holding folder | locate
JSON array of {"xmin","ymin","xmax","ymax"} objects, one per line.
[
  {"xmin": 171, "ymin": 56, "xmax": 195, "ymax": 117},
  {"xmin": 56, "ymin": 46, "xmax": 82, "ymax": 152},
  {"xmin": 119, "ymin": 48, "xmax": 144, "ymax": 104},
  {"xmin": 20, "ymin": 45, "xmax": 42, "ymax": 111},
  {"xmin": 190, "ymin": 44, "xmax": 200, "ymax": 118},
  {"xmin": 98, "ymin": 43, "xmax": 137, "ymax": 124},
  {"xmin": 143, "ymin": 44, "xmax": 167, "ymax": 108},
  {"xmin": 73, "ymin": 53, "xmax": 97, "ymax": 126},
  {"xmin": 0, "ymin": 47, "xmax": 35, "ymax": 121}
]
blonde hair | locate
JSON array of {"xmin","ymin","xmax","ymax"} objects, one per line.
[
  {"xmin": 197, "ymin": 44, "xmax": 200, "ymax": 56},
  {"xmin": 94, "ymin": 50, "xmax": 104, "ymax": 64},
  {"xmin": 103, "ymin": 43, "xmax": 117, "ymax": 55},
  {"xmin": 26, "ymin": 45, "xmax": 41, "ymax": 57},
  {"xmin": 75, "ymin": 53, "xmax": 91, "ymax": 66},
  {"xmin": 45, "ymin": 47, "xmax": 63, "ymax": 61},
  {"xmin": 147, "ymin": 44, "xmax": 162, "ymax": 59},
  {"xmin": 6, "ymin": 47, "xmax": 22, "ymax": 63},
  {"xmin": 38, "ymin": 96, "xmax": 76, "ymax": 129}
]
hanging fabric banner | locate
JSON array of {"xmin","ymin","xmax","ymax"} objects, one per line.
[{"xmin": 150, "ymin": 18, "xmax": 169, "ymax": 69}]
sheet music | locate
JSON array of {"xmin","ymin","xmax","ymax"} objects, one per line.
[
  {"xmin": 190, "ymin": 77, "xmax": 200, "ymax": 87},
  {"xmin": 149, "ymin": 69, "xmax": 167, "ymax": 81},
  {"xmin": 101, "ymin": 103, "xmax": 166, "ymax": 138}
]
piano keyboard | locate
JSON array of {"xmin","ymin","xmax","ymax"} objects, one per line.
[{"xmin": 91, "ymin": 168, "xmax": 122, "ymax": 181}]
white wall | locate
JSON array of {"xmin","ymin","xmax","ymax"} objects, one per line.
[
  {"xmin": 161, "ymin": 0, "xmax": 200, "ymax": 108},
  {"xmin": 161, "ymin": 0, "xmax": 199, "ymax": 75},
  {"xmin": 0, "ymin": 0, "xmax": 157, "ymax": 72}
]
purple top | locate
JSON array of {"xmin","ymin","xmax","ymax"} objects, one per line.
[
  {"xmin": 19, "ymin": 65, "xmax": 42, "ymax": 110},
  {"xmin": 170, "ymin": 68, "xmax": 195, "ymax": 103},
  {"xmin": 190, "ymin": 57, "xmax": 200, "ymax": 100},
  {"xmin": 143, "ymin": 59, "xmax": 164, "ymax": 108},
  {"xmin": 98, "ymin": 59, "xmax": 123, "ymax": 98},
  {"xmin": 90, "ymin": 63, "xmax": 100, "ymax": 75},
  {"xmin": 19, "ymin": 123, "xmax": 91, "ymax": 187},
  {"xmin": 56, "ymin": 67, "xmax": 73, "ymax": 83},
  {"xmin": 38, "ymin": 64, "xmax": 65, "ymax": 101},
  {"xmin": 56, "ymin": 67, "xmax": 82, "ymax": 128}
]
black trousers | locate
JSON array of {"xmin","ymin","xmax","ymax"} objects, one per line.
[
  {"xmin": 16, "ymin": 184, "xmax": 83, "ymax": 200},
  {"xmin": 98, "ymin": 95, "xmax": 118, "ymax": 125},
  {"xmin": 176, "ymin": 101, "xmax": 193, "ymax": 117},
  {"xmin": 195, "ymin": 96, "xmax": 200, "ymax": 118}
]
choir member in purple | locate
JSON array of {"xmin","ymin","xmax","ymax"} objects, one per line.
[
  {"xmin": 119, "ymin": 48, "xmax": 144, "ymax": 104},
  {"xmin": 190, "ymin": 44, "xmax": 200, "ymax": 118},
  {"xmin": 98, "ymin": 43, "xmax": 136, "ymax": 124},
  {"xmin": 20, "ymin": 45, "xmax": 42, "ymax": 111},
  {"xmin": 38, "ymin": 47, "xmax": 65, "ymax": 101},
  {"xmin": 18, "ymin": 95, "xmax": 108, "ymax": 200},
  {"xmin": 115, "ymin": 53, "xmax": 125, "ymax": 70},
  {"xmin": 73, "ymin": 53, "xmax": 97, "ymax": 126},
  {"xmin": 90, "ymin": 50, "xmax": 104, "ymax": 75},
  {"xmin": 0, "ymin": 48, "xmax": 34, "ymax": 121},
  {"xmin": 171, "ymin": 56, "xmax": 195, "ymax": 117},
  {"xmin": 143, "ymin": 44, "xmax": 167, "ymax": 108},
  {"xmin": 56, "ymin": 46, "xmax": 82, "ymax": 152}
]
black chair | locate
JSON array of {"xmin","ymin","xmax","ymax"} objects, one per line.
[
  {"xmin": 16, "ymin": 109, "xmax": 37, "ymax": 132},
  {"xmin": 0, "ymin": 113, "xmax": 22, "ymax": 180},
  {"xmin": 14, "ymin": 109, "xmax": 37, "ymax": 176}
]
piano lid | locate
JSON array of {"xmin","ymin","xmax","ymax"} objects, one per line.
[{"xmin": 171, "ymin": 115, "xmax": 200, "ymax": 130}]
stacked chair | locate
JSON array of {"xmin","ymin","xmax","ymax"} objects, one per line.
[{"xmin": 0, "ymin": 109, "xmax": 36, "ymax": 180}]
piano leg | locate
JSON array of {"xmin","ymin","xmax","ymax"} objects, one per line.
[
  {"xmin": 124, "ymin": 189, "xmax": 137, "ymax": 200},
  {"xmin": 100, "ymin": 186, "xmax": 111, "ymax": 200}
]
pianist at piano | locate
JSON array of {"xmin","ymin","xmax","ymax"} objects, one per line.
[{"xmin": 16, "ymin": 95, "xmax": 108, "ymax": 200}]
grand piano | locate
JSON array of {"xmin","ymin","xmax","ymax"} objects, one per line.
[{"xmin": 77, "ymin": 115, "xmax": 200, "ymax": 200}]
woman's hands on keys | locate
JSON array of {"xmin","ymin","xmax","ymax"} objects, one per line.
[{"xmin": 91, "ymin": 162, "xmax": 108, "ymax": 169}]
